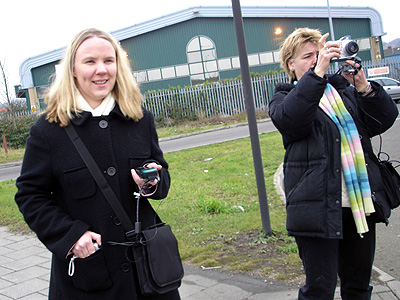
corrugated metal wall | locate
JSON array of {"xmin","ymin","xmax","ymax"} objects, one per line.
[{"xmin": 31, "ymin": 61, "xmax": 59, "ymax": 87}]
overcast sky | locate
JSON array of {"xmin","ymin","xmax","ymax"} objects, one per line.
[{"xmin": 1, "ymin": 0, "xmax": 398, "ymax": 92}]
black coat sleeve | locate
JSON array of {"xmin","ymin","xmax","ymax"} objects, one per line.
[
  {"xmin": 269, "ymin": 70, "xmax": 328, "ymax": 145},
  {"xmin": 15, "ymin": 118, "xmax": 90, "ymax": 259}
]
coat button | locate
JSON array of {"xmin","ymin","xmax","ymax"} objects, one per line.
[
  {"xmin": 336, "ymin": 232, "xmax": 341, "ymax": 236},
  {"xmin": 99, "ymin": 120, "xmax": 108, "ymax": 128},
  {"xmin": 107, "ymin": 167, "xmax": 116, "ymax": 176},
  {"xmin": 121, "ymin": 263, "xmax": 130, "ymax": 272},
  {"xmin": 113, "ymin": 217, "xmax": 121, "ymax": 226},
  {"xmin": 335, "ymin": 138, "xmax": 340, "ymax": 143}
]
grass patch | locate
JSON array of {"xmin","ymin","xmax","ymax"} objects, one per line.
[
  {"xmin": 0, "ymin": 148, "xmax": 25, "ymax": 164},
  {"xmin": 0, "ymin": 130, "xmax": 302, "ymax": 285},
  {"xmin": 0, "ymin": 180, "xmax": 30, "ymax": 233}
]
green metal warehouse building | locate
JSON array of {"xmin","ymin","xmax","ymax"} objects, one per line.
[{"xmin": 19, "ymin": 6, "xmax": 386, "ymax": 109}]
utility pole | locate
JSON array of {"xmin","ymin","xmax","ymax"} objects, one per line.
[{"xmin": 231, "ymin": 0, "xmax": 272, "ymax": 236}]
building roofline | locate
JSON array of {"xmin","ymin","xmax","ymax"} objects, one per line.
[
  {"xmin": 19, "ymin": 5, "xmax": 384, "ymax": 89},
  {"xmin": 19, "ymin": 48, "xmax": 66, "ymax": 90}
]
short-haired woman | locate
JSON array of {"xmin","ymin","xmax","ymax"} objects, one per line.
[{"xmin": 269, "ymin": 27, "xmax": 398, "ymax": 299}]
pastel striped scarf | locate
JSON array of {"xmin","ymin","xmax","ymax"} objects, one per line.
[{"xmin": 319, "ymin": 83, "xmax": 375, "ymax": 235}]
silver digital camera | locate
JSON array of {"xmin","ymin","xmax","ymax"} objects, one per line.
[{"xmin": 331, "ymin": 35, "xmax": 359, "ymax": 62}]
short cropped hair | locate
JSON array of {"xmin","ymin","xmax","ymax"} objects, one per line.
[
  {"xmin": 45, "ymin": 28, "xmax": 143, "ymax": 126},
  {"xmin": 279, "ymin": 28, "xmax": 322, "ymax": 82}
]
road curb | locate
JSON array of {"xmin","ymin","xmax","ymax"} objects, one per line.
[
  {"xmin": 373, "ymin": 266, "xmax": 400, "ymax": 298},
  {"xmin": 159, "ymin": 118, "xmax": 272, "ymax": 142},
  {"xmin": 0, "ymin": 161, "xmax": 22, "ymax": 169}
]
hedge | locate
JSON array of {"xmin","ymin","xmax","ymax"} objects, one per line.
[{"xmin": 0, "ymin": 114, "xmax": 39, "ymax": 149}]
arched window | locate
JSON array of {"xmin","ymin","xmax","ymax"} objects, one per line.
[{"xmin": 186, "ymin": 36, "xmax": 219, "ymax": 85}]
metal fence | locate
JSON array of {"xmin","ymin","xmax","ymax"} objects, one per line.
[
  {"xmin": 0, "ymin": 109, "xmax": 42, "ymax": 120},
  {"xmin": 144, "ymin": 73, "xmax": 289, "ymax": 120},
  {"xmin": 363, "ymin": 56, "xmax": 400, "ymax": 81}
]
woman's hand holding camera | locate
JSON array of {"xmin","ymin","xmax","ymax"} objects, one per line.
[
  {"xmin": 342, "ymin": 60, "xmax": 369, "ymax": 92},
  {"xmin": 314, "ymin": 33, "xmax": 341, "ymax": 78},
  {"xmin": 315, "ymin": 33, "xmax": 369, "ymax": 93}
]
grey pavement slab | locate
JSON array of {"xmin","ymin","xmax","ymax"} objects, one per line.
[
  {"xmin": 1, "ymin": 224, "xmax": 400, "ymax": 300},
  {"xmin": 184, "ymin": 283, "xmax": 253, "ymax": 299},
  {"xmin": 2, "ymin": 266, "xmax": 49, "ymax": 284},
  {"xmin": 0, "ymin": 278, "xmax": 49, "ymax": 299}
]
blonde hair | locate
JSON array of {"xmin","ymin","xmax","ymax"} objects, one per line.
[
  {"xmin": 279, "ymin": 28, "xmax": 322, "ymax": 82},
  {"xmin": 45, "ymin": 28, "xmax": 143, "ymax": 126}
]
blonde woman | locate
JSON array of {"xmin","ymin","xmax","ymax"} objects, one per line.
[
  {"xmin": 269, "ymin": 27, "xmax": 398, "ymax": 299},
  {"xmin": 15, "ymin": 28, "xmax": 179, "ymax": 300}
]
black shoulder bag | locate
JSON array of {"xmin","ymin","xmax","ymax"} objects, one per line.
[
  {"xmin": 364, "ymin": 135, "xmax": 400, "ymax": 223},
  {"xmin": 65, "ymin": 125, "xmax": 184, "ymax": 296},
  {"xmin": 371, "ymin": 151, "xmax": 400, "ymax": 209}
]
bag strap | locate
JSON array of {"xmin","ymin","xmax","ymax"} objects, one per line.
[
  {"xmin": 64, "ymin": 125, "xmax": 137, "ymax": 239},
  {"xmin": 364, "ymin": 140, "xmax": 381, "ymax": 165}
]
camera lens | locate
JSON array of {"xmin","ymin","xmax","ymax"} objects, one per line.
[{"xmin": 344, "ymin": 41, "xmax": 359, "ymax": 55}]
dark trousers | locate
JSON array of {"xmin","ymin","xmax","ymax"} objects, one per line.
[{"xmin": 295, "ymin": 208, "xmax": 376, "ymax": 300}]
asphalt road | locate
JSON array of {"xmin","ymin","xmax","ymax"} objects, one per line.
[
  {"xmin": 1, "ymin": 114, "xmax": 399, "ymax": 281},
  {"xmin": 159, "ymin": 119, "xmax": 277, "ymax": 152},
  {"xmin": 0, "ymin": 164, "xmax": 21, "ymax": 181}
]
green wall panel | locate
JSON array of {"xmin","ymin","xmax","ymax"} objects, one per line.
[
  {"xmin": 121, "ymin": 16, "xmax": 372, "ymax": 73},
  {"xmin": 30, "ymin": 16, "xmax": 373, "ymax": 92},
  {"xmin": 31, "ymin": 61, "xmax": 59, "ymax": 87}
]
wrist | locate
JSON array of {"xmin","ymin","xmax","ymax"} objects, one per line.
[
  {"xmin": 313, "ymin": 67, "xmax": 325, "ymax": 79},
  {"xmin": 357, "ymin": 82, "xmax": 372, "ymax": 95}
]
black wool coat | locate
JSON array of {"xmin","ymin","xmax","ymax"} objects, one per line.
[
  {"xmin": 15, "ymin": 106, "xmax": 180, "ymax": 300},
  {"xmin": 269, "ymin": 70, "xmax": 398, "ymax": 239}
]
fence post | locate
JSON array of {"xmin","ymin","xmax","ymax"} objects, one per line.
[{"xmin": 2, "ymin": 134, "xmax": 8, "ymax": 155}]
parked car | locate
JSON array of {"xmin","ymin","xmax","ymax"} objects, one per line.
[{"xmin": 368, "ymin": 77, "xmax": 400, "ymax": 102}]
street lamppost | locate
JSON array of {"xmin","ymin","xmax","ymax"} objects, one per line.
[
  {"xmin": 327, "ymin": 0, "xmax": 336, "ymax": 41},
  {"xmin": 231, "ymin": 0, "xmax": 272, "ymax": 236}
]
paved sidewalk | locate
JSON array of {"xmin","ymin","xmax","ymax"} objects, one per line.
[{"xmin": 0, "ymin": 226, "xmax": 399, "ymax": 299}]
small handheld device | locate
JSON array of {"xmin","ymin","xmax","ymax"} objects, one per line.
[
  {"xmin": 136, "ymin": 167, "xmax": 159, "ymax": 182},
  {"xmin": 93, "ymin": 242, "xmax": 100, "ymax": 251}
]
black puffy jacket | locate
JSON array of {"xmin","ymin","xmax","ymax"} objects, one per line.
[{"xmin": 269, "ymin": 70, "xmax": 398, "ymax": 238}]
